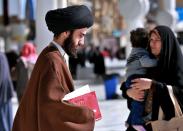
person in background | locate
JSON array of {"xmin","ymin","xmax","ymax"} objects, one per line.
[
  {"xmin": 0, "ymin": 52, "xmax": 14, "ymax": 131},
  {"xmin": 69, "ymin": 49, "xmax": 86, "ymax": 79},
  {"xmin": 5, "ymin": 49, "xmax": 19, "ymax": 91},
  {"xmin": 69, "ymin": 56, "xmax": 79, "ymax": 79},
  {"xmin": 90, "ymin": 46, "xmax": 106, "ymax": 78},
  {"xmin": 121, "ymin": 25, "xmax": 183, "ymax": 131},
  {"xmin": 15, "ymin": 42, "xmax": 38, "ymax": 103},
  {"xmin": 101, "ymin": 47, "xmax": 110, "ymax": 57},
  {"xmin": 12, "ymin": 5, "xmax": 95, "ymax": 131}
]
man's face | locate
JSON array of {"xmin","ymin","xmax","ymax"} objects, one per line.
[{"xmin": 63, "ymin": 28, "xmax": 87, "ymax": 58}]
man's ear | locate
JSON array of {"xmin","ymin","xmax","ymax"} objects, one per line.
[{"xmin": 63, "ymin": 31, "xmax": 70, "ymax": 38}]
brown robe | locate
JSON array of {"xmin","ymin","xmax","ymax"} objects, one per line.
[{"xmin": 12, "ymin": 45, "xmax": 95, "ymax": 131}]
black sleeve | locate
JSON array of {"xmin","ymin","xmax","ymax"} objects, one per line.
[
  {"xmin": 151, "ymin": 80, "xmax": 175, "ymax": 120},
  {"xmin": 120, "ymin": 81, "xmax": 132, "ymax": 110},
  {"xmin": 120, "ymin": 81, "xmax": 129, "ymax": 99}
]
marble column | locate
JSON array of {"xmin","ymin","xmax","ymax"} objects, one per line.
[
  {"xmin": 57, "ymin": 0, "xmax": 67, "ymax": 8},
  {"xmin": 119, "ymin": 0, "xmax": 150, "ymax": 58},
  {"xmin": 156, "ymin": 0, "xmax": 177, "ymax": 30},
  {"xmin": 35, "ymin": 0, "xmax": 67, "ymax": 53}
]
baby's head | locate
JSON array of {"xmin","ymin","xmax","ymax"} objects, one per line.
[{"xmin": 130, "ymin": 28, "xmax": 148, "ymax": 48}]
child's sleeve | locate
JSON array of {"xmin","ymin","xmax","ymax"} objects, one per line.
[{"xmin": 139, "ymin": 55, "xmax": 157, "ymax": 67}]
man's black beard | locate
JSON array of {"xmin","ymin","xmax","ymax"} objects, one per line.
[{"xmin": 62, "ymin": 31, "xmax": 77, "ymax": 58}]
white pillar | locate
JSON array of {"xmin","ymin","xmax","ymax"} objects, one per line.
[
  {"xmin": 18, "ymin": 0, "xmax": 26, "ymax": 20},
  {"xmin": 0, "ymin": 1, "xmax": 2, "ymax": 15},
  {"xmin": 57, "ymin": 0, "xmax": 67, "ymax": 8},
  {"xmin": 9, "ymin": 0, "xmax": 19, "ymax": 16},
  {"xmin": 35, "ymin": 0, "xmax": 57, "ymax": 53},
  {"xmin": 0, "ymin": 37, "xmax": 5, "ymax": 52},
  {"xmin": 156, "ymin": 0, "xmax": 178, "ymax": 30},
  {"xmin": 35, "ymin": 0, "xmax": 67, "ymax": 54},
  {"xmin": 119, "ymin": 0, "xmax": 150, "ymax": 58},
  {"xmin": 161, "ymin": 0, "xmax": 176, "ymax": 12}
]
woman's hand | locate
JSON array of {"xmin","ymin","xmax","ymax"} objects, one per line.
[
  {"xmin": 127, "ymin": 88, "xmax": 145, "ymax": 101},
  {"xmin": 131, "ymin": 78, "xmax": 153, "ymax": 90},
  {"xmin": 126, "ymin": 78, "xmax": 153, "ymax": 101}
]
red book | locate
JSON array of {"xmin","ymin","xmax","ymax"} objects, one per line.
[
  {"xmin": 63, "ymin": 85, "xmax": 102, "ymax": 121},
  {"xmin": 67, "ymin": 91, "xmax": 102, "ymax": 121}
]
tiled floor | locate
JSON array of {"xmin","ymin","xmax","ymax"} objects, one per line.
[{"xmin": 94, "ymin": 99, "xmax": 129, "ymax": 131}]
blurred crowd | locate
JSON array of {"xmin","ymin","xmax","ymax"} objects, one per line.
[
  {"xmin": 0, "ymin": 40, "xmax": 38, "ymax": 131},
  {"xmin": 69, "ymin": 43, "xmax": 126, "ymax": 80}
]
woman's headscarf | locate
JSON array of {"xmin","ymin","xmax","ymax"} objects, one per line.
[
  {"xmin": 20, "ymin": 42, "xmax": 38, "ymax": 64},
  {"xmin": 154, "ymin": 26, "xmax": 183, "ymax": 85}
]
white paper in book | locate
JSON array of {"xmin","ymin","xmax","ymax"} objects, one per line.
[{"xmin": 62, "ymin": 85, "xmax": 91, "ymax": 100}]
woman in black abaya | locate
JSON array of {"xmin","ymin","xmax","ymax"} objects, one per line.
[{"xmin": 121, "ymin": 25, "xmax": 183, "ymax": 130}]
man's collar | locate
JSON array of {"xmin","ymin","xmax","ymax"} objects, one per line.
[
  {"xmin": 51, "ymin": 41, "xmax": 65, "ymax": 57},
  {"xmin": 51, "ymin": 41, "xmax": 69, "ymax": 66}
]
